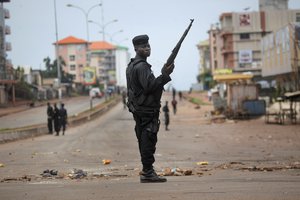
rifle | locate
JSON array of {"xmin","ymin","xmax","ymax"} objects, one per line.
[{"xmin": 165, "ymin": 19, "xmax": 194, "ymax": 67}]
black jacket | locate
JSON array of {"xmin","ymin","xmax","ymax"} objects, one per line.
[{"xmin": 126, "ymin": 56, "xmax": 171, "ymax": 111}]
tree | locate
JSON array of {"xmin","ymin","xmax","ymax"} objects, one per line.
[
  {"xmin": 197, "ymin": 69, "xmax": 215, "ymax": 90},
  {"xmin": 42, "ymin": 56, "xmax": 69, "ymax": 80}
]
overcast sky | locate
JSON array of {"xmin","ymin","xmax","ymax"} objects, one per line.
[{"xmin": 4, "ymin": 0, "xmax": 300, "ymax": 90}]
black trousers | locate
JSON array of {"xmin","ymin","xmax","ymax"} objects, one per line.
[
  {"xmin": 133, "ymin": 111, "xmax": 160, "ymax": 171},
  {"xmin": 47, "ymin": 118, "xmax": 53, "ymax": 133}
]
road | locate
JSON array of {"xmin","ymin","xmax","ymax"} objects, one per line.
[
  {"xmin": 0, "ymin": 96, "xmax": 105, "ymax": 129},
  {"xmin": 0, "ymin": 92, "xmax": 299, "ymax": 200}
]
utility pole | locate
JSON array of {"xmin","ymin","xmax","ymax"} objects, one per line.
[{"xmin": 54, "ymin": 0, "xmax": 62, "ymax": 101}]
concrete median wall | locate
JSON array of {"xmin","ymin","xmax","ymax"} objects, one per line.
[{"xmin": 0, "ymin": 97, "xmax": 120, "ymax": 144}]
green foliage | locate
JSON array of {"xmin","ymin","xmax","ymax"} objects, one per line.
[
  {"xmin": 197, "ymin": 70, "xmax": 216, "ymax": 89},
  {"xmin": 42, "ymin": 56, "xmax": 74, "ymax": 83},
  {"xmin": 15, "ymin": 81, "xmax": 35, "ymax": 100},
  {"xmin": 190, "ymin": 97, "xmax": 210, "ymax": 106}
]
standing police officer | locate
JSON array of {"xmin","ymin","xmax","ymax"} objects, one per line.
[{"xmin": 126, "ymin": 34, "xmax": 174, "ymax": 183}]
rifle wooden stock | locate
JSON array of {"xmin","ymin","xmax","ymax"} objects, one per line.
[{"xmin": 165, "ymin": 19, "xmax": 194, "ymax": 67}]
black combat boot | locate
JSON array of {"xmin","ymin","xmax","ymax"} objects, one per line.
[{"xmin": 140, "ymin": 169, "xmax": 167, "ymax": 183}]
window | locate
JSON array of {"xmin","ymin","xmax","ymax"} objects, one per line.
[
  {"xmin": 69, "ymin": 55, "xmax": 75, "ymax": 61},
  {"xmin": 240, "ymin": 33, "xmax": 250, "ymax": 40},
  {"xmin": 79, "ymin": 64, "xmax": 83, "ymax": 68},
  {"xmin": 70, "ymin": 64, "xmax": 76, "ymax": 71}
]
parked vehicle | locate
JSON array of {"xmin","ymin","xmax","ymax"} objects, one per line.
[{"xmin": 89, "ymin": 88, "xmax": 103, "ymax": 98}]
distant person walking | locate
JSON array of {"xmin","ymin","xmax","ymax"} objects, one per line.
[
  {"xmin": 122, "ymin": 90, "xmax": 127, "ymax": 109},
  {"xmin": 53, "ymin": 103, "xmax": 60, "ymax": 136},
  {"xmin": 171, "ymin": 98, "xmax": 177, "ymax": 115},
  {"xmin": 172, "ymin": 87, "xmax": 177, "ymax": 100},
  {"xmin": 47, "ymin": 102, "xmax": 54, "ymax": 134},
  {"xmin": 59, "ymin": 103, "xmax": 68, "ymax": 135},
  {"xmin": 162, "ymin": 101, "xmax": 170, "ymax": 131},
  {"xmin": 178, "ymin": 91, "xmax": 183, "ymax": 101}
]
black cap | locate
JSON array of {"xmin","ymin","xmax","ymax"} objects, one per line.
[{"xmin": 132, "ymin": 34, "xmax": 149, "ymax": 46}]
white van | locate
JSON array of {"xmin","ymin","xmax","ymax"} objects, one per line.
[{"xmin": 89, "ymin": 88, "xmax": 103, "ymax": 98}]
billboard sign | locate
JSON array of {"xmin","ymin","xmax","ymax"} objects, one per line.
[{"xmin": 83, "ymin": 67, "xmax": 96, "ymax": 85}]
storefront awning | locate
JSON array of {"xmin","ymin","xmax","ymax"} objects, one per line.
[{"xmin": 213, "ymin": 73, "xmax": 253, "ymax": 82}]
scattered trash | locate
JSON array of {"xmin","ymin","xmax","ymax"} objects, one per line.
[
  {"xmin": 41, "ymin": 169, "xmax": 58, "ymax": 177},
  {"xmin": 1, "ymin": 175, "xmax": 31, "ymax": 182},
  {"xmin": 0, "ymin": 163, "xmax": 4, "ymax": 167},
  {"xmin": 197, "ymin": 161, "xmax": 208, "ymax": 165},
  {"xmin": 102, "ymin": 159, "xmax": 111, "ymax": 165},
  {"xmin": 161, "ymin": 167, "xmax": 193, "ymax": 176},
  {"xmin": 68, "ymin": 168, "xmax": 87, "ymax": 179}
]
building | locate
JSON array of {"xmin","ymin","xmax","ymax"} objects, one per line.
[
  {"xmin": 55, "ymin": 36, "xmax": 130, "ymax": 90},
  {"xmin": 115, "ymin": 45, "xmax": 130, "ymax": 88},
  {"xmin": 208, "ymin": 0, "xmax": 300, "ymax": 82},
  {"xmin": 261, "ymin": 23, "xmax": 300, "ymax": 91},
  {"xmin": 207, "ymin": 23, "xmax": 223, "ymax": 73},
  {"xmin": 196, "ymin": 39, "xmax": 211, "ymax": 90},
  {"xmin": 89, "ymin": 41, "xmax": 116, "ymax": 87},
  {"xmin": 55, "ymin": 36, "xmax": 88, "ymax": 88},
  {"xmin": 0, "ymin": 0, "xmax": 15, "ymax": 105}
]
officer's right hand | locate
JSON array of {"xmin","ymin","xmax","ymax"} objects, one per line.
[{"xmin": 161, "ymin": 63, "xmax": 175, "ymax": 75}]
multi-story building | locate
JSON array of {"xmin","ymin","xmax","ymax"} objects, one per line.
[
  {"xmin": 261, "ymin": 23, "xmax": 300, "ymax": 91},
  {"xmin": 196, "ymin": 39, "xmax": 210, "ymax": 74},
  {"xmin": 196, "ymin": 39, "xmax": 211, "ymax": 90},
  {"xmin": 56, "ymin": 36, "xmax": 88, "ymax": 87},
  {"xmin": 89, "ymin": 41, "xmax": 116, "ymax": 87},
  {"xmin": 56, "ymin": 36, "xmax": 129, "ymax": 90},
  {"xmin": 0, "ymin": 0, "xmax": 14, "ymax": 105},
  {"xmin": 207, "ymin": 23, "xmax": 223, "ymax": 73},
  {"xmin": 208, "ymin": 0, "xmax": 300, "ymax": 82},
  {"xmin": 115, "ymin": 45, "xmax": 130, "ymax": 88}
]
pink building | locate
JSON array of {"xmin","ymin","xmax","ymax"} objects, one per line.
[{"xmin": 55, "ymin": 36, "xmax": 88, "ymax": 86}]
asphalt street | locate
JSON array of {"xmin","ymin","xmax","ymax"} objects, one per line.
[
  {"xmin": 0, "ymin": 92, "xmax": 299, "ymax": 200},
  {"xmin": 0, "ymin": 96, "xmax": 105, "ymax": 129}
]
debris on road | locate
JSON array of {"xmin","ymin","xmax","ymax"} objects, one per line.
[
  {"xmin": 1, "ymin": 175, "xmax": 32, "ymax": 182},
  {"xmin": 197, "ymin": 161, "xmax": 208, "ymax": 165},
  {"xmin": 102, "ymin": 159, "xmax": 111, "ymax": 165},
  {"xmin": 68, "ymin": 168, "xmax": 87, "ymax": 179},
  {"xmin": 41, "ymin": 169, "xmax": 58, "ymax": 177},
  {"xmin": 161, "ymin": 167, "xmax": 193, "ymax": 176},
  {"xmin": 0, "ymin": 163, "xmax": 4, "ymax": 167},
  {"xmin": 215, "ymin": 161, "xmax": 300, "ymax": 172}
]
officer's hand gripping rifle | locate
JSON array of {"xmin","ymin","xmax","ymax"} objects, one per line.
[{"xmin": 164, "ymin": 19, "xmax": 194, "ymax": 71}]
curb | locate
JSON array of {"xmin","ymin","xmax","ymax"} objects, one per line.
[{"xmin": 0, "ymin": 97, "xmax": 121, "ymax": 144}]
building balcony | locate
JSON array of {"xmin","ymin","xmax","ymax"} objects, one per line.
[
  {"xmin": 4, "ymin": 8, "xmax": 10, "ymax": 19},
  {"xmin": 6, "ymin": 59, "xmax": 12, "ymax": 67},
  {"xmin": 0, "ymin": 72, "xmax": 15, "ymax": 83},
  {"xmin": 221, "ymin": 46, "xmax": 234, "ymax": 54},
  {"xmin": 5, "ymin": 42, "xmax": 11, "ymax": 51},
  {"xmin": 5, "ymin": 25, "xmax": 11, "ymax": 35}
]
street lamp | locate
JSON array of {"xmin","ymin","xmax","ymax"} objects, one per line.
[
  {"xmin": 116, "ymin": 38, "xmax": 129, "ymax": 45},
  {"xmin": 88, "ymin": 19, "xmax": 118, "ymax": 41},
  {"xmin": 109, "ymin": 29, "xmax": 123, "ymax": 43},
  {"xmin": 66, "ymin": 3, "xmax": 102, "ymax": 42},
  {"xmin": 98, "ymin": 29, "xmax": 123, "ymax": 43},
  {"xmin": 53, "ymin": 0, "xmax": 62, "ymax": 101}
]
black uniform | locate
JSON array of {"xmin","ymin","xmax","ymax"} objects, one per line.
[
  {"xmin": 47, "ymin": 103, "xmax": 54, "ymax": 134},
  {"xmin": 126, "ymin": 56, "xmax": 171, "ymax": 172},
  {"xmin": 162, "ymin": 102, "xmax": 170, "ymax": 130},
  {"xmin": 53, "ymin": 104, "xmax": 60, "ymax": 136},
  {"xmin": 59, "ymin": 104, "xmax": 68, "ymax": 135}
]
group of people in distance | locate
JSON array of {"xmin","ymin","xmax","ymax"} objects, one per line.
[
  {"xmin": 162, "ymin": 88, "xmax": 180, "ymax": 131},
  {"xmin": 47, "ymin": 102, "xmax": 68, "ymax": 136}
]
